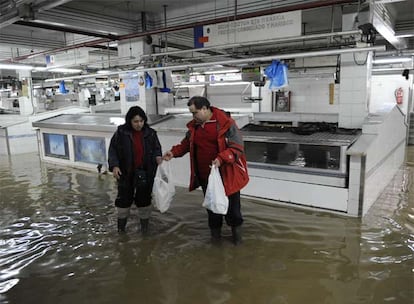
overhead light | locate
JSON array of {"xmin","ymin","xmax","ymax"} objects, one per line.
[
  {"xmin": 0, "ymin": 64, "xmax": 34, "ymax": 70},
  {"xmin": 395, "ymin": 32, "xmax": 414, "ymax": 39},
  {"xmin": 373, "ymin": 57, "xmax": 412, "ymax": 64},
  {"xmin": 48, "ymin": 68, "xmax": 82, "ymax": 73},
  {"xmin": 204, "ymin": 69, "xmax": 240, "ymax": 74},
  {"xmin": 372, "ymin": 67, "xmax": 412, "ymax": 72},
  {"xmin": 33, "ymin": 67, "xmax": 48, "ymax": 71},
  {"xmin": 177, "ymin": 84, "xmax": 206, "ymax": 88},
  {"xmin": 374, "ymin": 0, "xmax": 407, "ymax": 3},
  {"xmin": 210, "ymin": 81, "xmax": 249, "ymax": 86}
]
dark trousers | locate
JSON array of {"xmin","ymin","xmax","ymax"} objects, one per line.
[
  {"xmin": 115, "ymin": 176, "xmax": 152, "ymax": 208},
  {"xmin": 201, "ymin": 180, "xmax": 243, "ymax": 229}
]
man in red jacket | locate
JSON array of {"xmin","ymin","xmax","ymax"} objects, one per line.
[{"xmin": 163, "ymin": 96, "xmax": 249, "ymax": 245}]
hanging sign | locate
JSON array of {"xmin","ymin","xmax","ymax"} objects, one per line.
[{"xmin": 194, "ymin": 10, "xmax": 301, "ymax": 48}]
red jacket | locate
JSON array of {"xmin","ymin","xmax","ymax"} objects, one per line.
[{"xmin": 171, "ymin": 107, "xmax": 249, "ymax": 196}]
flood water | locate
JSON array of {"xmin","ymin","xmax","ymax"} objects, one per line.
[{"xmin": 0, "ymin": 148, "xmax": 413, "ymax": 304}]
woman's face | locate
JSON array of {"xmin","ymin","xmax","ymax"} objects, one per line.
[{"xmin": 131, "ymin": 115, "xmax": 145, "ymax": 131}]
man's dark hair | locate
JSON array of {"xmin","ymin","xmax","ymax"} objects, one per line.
[
  {"xmin": 125, "ymin": 106, "xmax": 147, "ymax": 128},
  {"xmin": 187, "ymin": 96, "xmax": 211, "ymax": 109}
]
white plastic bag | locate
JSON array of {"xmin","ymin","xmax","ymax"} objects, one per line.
[
  {"xmin": 152, "ymin": 161, "xmax": 175, "ymax": 213},
  {"xmin": 202, "ymin": 165, "xmax": 229, "ymax": 215}
]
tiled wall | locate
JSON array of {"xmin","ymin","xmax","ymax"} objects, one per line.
[{"xmin": 288, "ymin": 77, "xmax": 339, "ymax": 113}]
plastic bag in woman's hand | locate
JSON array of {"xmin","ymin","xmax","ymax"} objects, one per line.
[
  {"xmin": 152, "ymin": 161, "xmax": 175, "ymax": 213},
  {"xmin": 202, "ymin": 165, "xmax": 229, "ymax": 215}
]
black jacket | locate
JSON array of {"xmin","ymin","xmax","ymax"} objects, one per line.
[{"xmin": 108, "ymin": 124, "xmax": 162, "ymax": 182}]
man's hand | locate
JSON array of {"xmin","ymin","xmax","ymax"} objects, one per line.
[
  {"xmin": 212, "ymin": 158, "xmax": 221, "ymax": 167},
  {"xmin": 163, "ymin": 151, "xmax": 174, "ymax": 161},
  {"xmin": 112, "ymin": 166, "xmax": 122, "ymax": 179}
]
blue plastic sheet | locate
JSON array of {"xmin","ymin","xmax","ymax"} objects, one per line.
[
  {"xmin": 145, "ymin": 72, "xmax": 153, "ymax": 89},
  {"xmin": 59, "ymin": 80, "xmax": 68, "ymax": 93},
  {"xmin": 264, "ymin": 60, "xmax": 288, "ymax": 90}
]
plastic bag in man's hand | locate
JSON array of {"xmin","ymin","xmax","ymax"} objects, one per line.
[
  {"xmin": 202, "ymin": 165, "xmax": 229, "ymax": 215},
  {"xmin": 152, "ymin": 161, "xmax": 175, "ymax": 213}
]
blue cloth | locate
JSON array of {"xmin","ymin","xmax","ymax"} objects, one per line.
[
  {"xmin": 145, "ymin": 72, "xmax": 153, "ymax": 89},
  {"xmin": 59, "ymin": 80, "xmax": 68, "ymax": 93},
  {"xmin": 159, "ymin": 71, "xmax": 171, "ymax": 93},
  {"xmin": 264, "ymin": 60, "xmax": 288, "ymax": 90}
]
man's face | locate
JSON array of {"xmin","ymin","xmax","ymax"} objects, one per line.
[
  {"xmin": 131, "ymin": 115, "xmax": 145, "ymax": 131},
  {"xmin": 189, "ymin": 104, "xmax": 208, "ymax": 124}
]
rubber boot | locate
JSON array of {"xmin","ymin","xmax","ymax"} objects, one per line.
[
  {"xmin": 231, "ymin": 226, "xmax": 242, "ymax": 245},
  {"xmin": 117, "ymin": 218, "xmax": 127, "ymax": 233},
  {"xmin": 140, "ymin": 218, "xmax": 149, "ymax": 234},
  {"xmin": 210, "ymin": 228, "xmax": 221, "ymax": 242}
]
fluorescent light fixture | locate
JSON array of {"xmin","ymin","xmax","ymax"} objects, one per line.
[
  {"xmin": 0, "ymin": 64, "xmax": 34, "ymax": 70},
  {"xmin": 48, "ymin": 68, "xmax": 82, "ymax": 73},
  {"xmin": 110, "ymin": 117, "xmax": 124, "ymax": 125},
  {"xmin": 210, "ymin": 81, "xmax": 249, "ymax": 86},
  {"xmin": 204, "ymin": 69, "xmax": 240, "ymax": 74},
  {"xmin": 33, "ymin": 67, "xmax": 48, "ymax": 71},
  {"xmin": 177, "ymin": 84, "xmax": 206, "ymax": 88},
  {"xmin": 374, "ymin": 0, "xmax": 407, "ymax": 3},
  {"xmin": 395, "ymin": 33, "xmax": 414, "ymax": 39},
  {"xmin": 373, "ymin": 57, "xmax": 412, "ymax": 64},
  {"xmin": 372, "ymin": 67, "xmax": 411, "ymax": 72}
]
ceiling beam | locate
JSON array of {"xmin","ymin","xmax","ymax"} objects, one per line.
[
  {"xmin": 6, "ymin": 0, "xmax": 359, "ymax": 63},
  {"xmin": 15, "ymin": 20, "xmax": 119, "ymax": 40}
]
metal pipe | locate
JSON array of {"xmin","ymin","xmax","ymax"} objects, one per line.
[
  {"xmin": 141, "ymin": 30, "xmax": 361, "ymax": 58},
  {"xmin": 44, "ymin": 45, "xmax": 385, "ymax": 82},
  {"xmin": 163, "ymin": 5, "xmax": 168, "ymax": 53},
  {"xmin": 6, "ymin": 0, "xmax": 358, "ymax": 62},
  {"xmin": 34, "ymin": 0, "xmax": 74, "ymax": 12}
]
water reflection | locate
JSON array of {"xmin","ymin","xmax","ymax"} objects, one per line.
[{"xmin": 0, "ymin": 150, "xmax": 413, "ymax": 304}]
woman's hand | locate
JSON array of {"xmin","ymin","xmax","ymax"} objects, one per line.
[
  {"xmin": 112, "ymin": 166, "xmax": 122, "ymax": 179},
  {"xmin": 156, "ymin": 156, "xmax": 163, "ymax": 165}
]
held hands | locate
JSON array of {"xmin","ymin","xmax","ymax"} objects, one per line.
[
  {"xmin": 112, "ymin": 166, "xmax": 122, "ymax": 179},
  {"xmin": 163, "ymin": 150, "xmax": 174, "ymax": 161}
]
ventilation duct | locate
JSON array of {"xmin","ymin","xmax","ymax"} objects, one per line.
[{"xmin": 357, "ymin": 0, "xmax": 407, "ymax": 49}]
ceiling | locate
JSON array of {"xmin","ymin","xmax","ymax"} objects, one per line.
[{"xmin": 0, "ymin": 0, "xmax": 413, "ymax": 79}]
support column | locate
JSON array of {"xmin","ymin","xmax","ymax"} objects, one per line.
[
  {"xmin": 338, "ymin": 51, "xmax": 373, "ymax": 128},
  {"xmin": 338, "ymin": 13, "xmax": 373, "ymax": 128},
  {"xmin": 18, "ymin": 70, "xmax": 35, "ymax": 116},
  {"xmin": 118, "ymin": 38, "xmax": 156, "ymax": 115}
]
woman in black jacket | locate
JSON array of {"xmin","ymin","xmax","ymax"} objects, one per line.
[{"xmin": 108, "ymin": 106, "xmax": 162, "ymax": 233}]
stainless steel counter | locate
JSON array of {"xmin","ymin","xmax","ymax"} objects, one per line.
[
  {"xmin": 242, "ymin": 130, "xmax": 361, "ymax": 146},
  {"xmin": 32, "ymin": 113, "xmax": 171, "ymax": 132},
  {"xmin": 152, "ymin": 113, "xmax": 250, "ymax": 132}
]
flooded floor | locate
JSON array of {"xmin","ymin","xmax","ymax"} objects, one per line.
[{"xmin": 0, "ymin": 147, "xmax": 413, "ymax": 304}]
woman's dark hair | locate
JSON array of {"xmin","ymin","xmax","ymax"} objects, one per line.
[
  {"xmin": 125, "ymin": 106, "xmax": 147, "ymax": 129},
  {"xmin": 187, "ymin": 96, "xmax": 210, "ymax": 109}
]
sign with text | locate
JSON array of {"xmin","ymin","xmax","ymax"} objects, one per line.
[{"xmin": 194, "ymin": 10, "xmax": 301, "ymax": 48}]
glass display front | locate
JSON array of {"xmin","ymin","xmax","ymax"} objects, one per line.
[
  {"xmin": 73, "ymin": 136, "xmax": 106, "ymax": 164},
  {"xmin": 244, "ymin": 141, "xmax": 341, "ymax": 170},
  {"xmin": 43, "ymin": 133, "xmax": 69, "ymax": 159}
]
